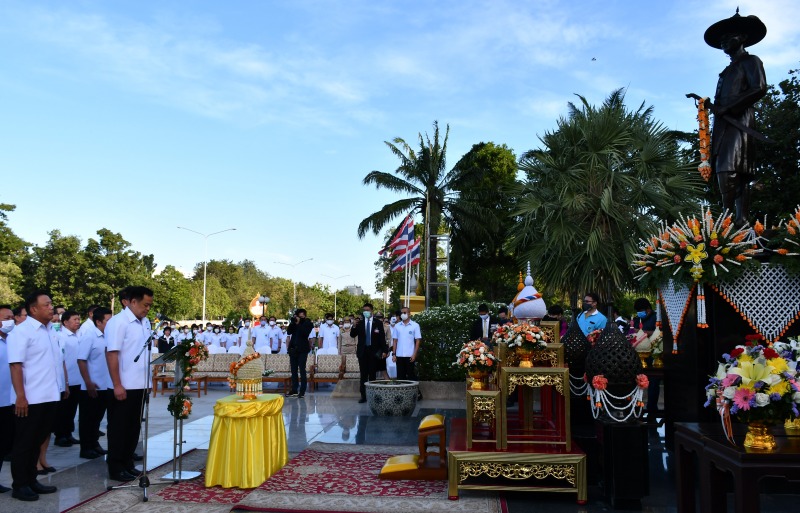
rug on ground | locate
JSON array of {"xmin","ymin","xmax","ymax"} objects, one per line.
[{"xmin": 234, "ymin": 442, "xmax": 504, "ymax": 513}]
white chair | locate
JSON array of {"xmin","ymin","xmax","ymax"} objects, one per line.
[
  {"xmin": 227, "ymin": 345, "xmax": 244, "ymax": 355},
  {"xmin": 207, "ymin": 345, "xmax": 225, "ymax": 354}
]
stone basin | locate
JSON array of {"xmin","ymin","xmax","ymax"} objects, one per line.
[{"xmin": 364, "ymin": 379, "xmax": 419, "ymax": 416}]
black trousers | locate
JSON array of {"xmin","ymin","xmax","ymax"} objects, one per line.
[
  {"xmin": 54, "ymin": 384, "xmax": 81, "ymax": 439},
  {"xmin": 106, "ymin": 388, "xmax": 144, "ymax": 475},
  {"xmin": 11, "ymin": 401, "xmax": 57, "ymax": 489},
  {"xmin": 395, "ymin": 356, "xmax": 416, "ymax": 380},
  {"xmin": 358, "ymin": 353, "xmax": 380, "ymax": 399},
  {"xmin": 79, "ymin": 389, "xmax": 108, "ymax": 452},
  {"xmin": 0, "ymin": 405, "xmax": 14, "ymax": 475},
  {"xmin": 289, "ymin": 351, "xmax": 308, "ymax": 395}
]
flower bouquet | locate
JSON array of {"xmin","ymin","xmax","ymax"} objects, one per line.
[
  {"xmin": 492, "ymin": 323, "xmax": 548, "ymax": 368},
  {"xmin": 167, "ymin": 339, "xmax": 210, "ymax": 419},
  {"xmin": 454, "ymin": 340, "xmax": 497, "ymax": 390},
  {"xmin": 705, "ymin": 338, "xmax": 800, "ymax": 449}
]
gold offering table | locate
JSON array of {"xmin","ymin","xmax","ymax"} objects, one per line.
[{"xmin": 205, "ymin": 394, "xmax": 289, "ymax": 489}]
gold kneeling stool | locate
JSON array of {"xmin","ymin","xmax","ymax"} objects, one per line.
[{"xmin": 379, "ymin": 414, "xmax": 447, "ymax": 480}]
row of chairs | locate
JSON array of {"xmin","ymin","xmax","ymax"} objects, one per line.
[{"xmin": 151, "ymin": 352, "xmax": 363, "ymax": 396}]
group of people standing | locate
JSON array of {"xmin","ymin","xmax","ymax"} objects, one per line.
[{"xmin": 0, "ymin": 286, "xmax": 155, "ymax": 501}]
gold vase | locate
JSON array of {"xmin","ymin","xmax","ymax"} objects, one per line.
[
  {"xmin": 516, "ymin": 345, "xmax": 534, "ymax": 368},
  {"xmin": 743, "ymin": 422, "xmax": 777, "ymax": 451},
  {"xmin": 637, "ymin": 351, "xmax": 651, "ymax": 369},
  {"xmin": 468, "ymin": 368, "xmax": 490, "ymax": 390},
  {"xmin": 785, "ymin": 418, "xmax": 800, "ymax": 432},
  {"xmin": 652, "ymin": 354, "xmax": 664, "ymax": 368}
]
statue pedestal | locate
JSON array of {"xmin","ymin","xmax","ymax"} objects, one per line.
[{"xmin": 400, "ymin": 295, "xmax": 425, "ymax": 315}]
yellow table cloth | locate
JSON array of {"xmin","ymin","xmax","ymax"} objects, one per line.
[{"xmin": 205, "ymin": 394, "xmax": 288, "ymax": 489}]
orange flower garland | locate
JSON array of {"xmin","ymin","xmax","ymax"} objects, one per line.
[
  {"xmin": 227, "ymin": 351, "xmax": 262, "ymax": 388},
  {"xmin": 696, "ymin": 97, "xmax": 712, "ymax": 182}
]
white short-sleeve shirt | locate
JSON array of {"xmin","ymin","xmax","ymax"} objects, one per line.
[
  {"xmin": 77, "ymin": 326, "xmax": 112, "ymax": 390},
  {"xmin": 0, "ymin": 336, "xmax": 12, "ymax": 407},
  {"xmin": 6, "ymin": 317, "xmax": 62, "ymax": 404},
  {"xmin": 78, "ymin": 317, "xmax": 95, "ymax": 338},
  {"xmin": 318, "ymin": 324, "xmax": 340, "ymax": 352},
  {"xmin": 394, "ymin": 320, "xmax": 422, "ymax": 357},
  {"xmin": 105, "ymin": 308, "xmax": 151, "ymax": 390},
  {"xmin": 59, "ymin": 328, "xmax": 85, "ymax": 388},
  {"xmin": 252, "ymin": 326, "xmax": 271, "ymax": 352},
  {"xmin": 267, "ymin": 326, "xmax": 283, "ymax": 352}
]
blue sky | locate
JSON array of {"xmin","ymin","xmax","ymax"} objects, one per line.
[{"xmin": 2, "ymin": 0, "xmax": 798, "ymax": 296}]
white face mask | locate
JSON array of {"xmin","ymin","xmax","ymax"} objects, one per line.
[
  {"xmin": 1, "ymin": 319, "xmax": 14, "ymax": 334},
  {"xmin": 245, "ymin": 321, "xmax": 250, "ymax": 326},
  {"xmin": 390, "ymin": 317, "xmax": 397, "ymax": 325},
  {"xmin": 479, "ymin": 314, "xmax": 489, "ymax": 320},
  {"xmin": 206, "ymin": 326, "xmax": 212, "ymax": 331},
  {"xmin": 183, "ymin": 329, "xmax": 189, "ymax": 334},
  {"xmin": 193, "ymin": 329, "xmax": 199, "ymax": 334},
  {"xmin": 326, "ymin": 319, "xmax": 334, "ymax": 325},
  {"xmin": 343, "ymin": 323, "xmax": 351, "ymax": 329},
  {"xmin": 214, "ymin": 329, "xmax": 220, "ymax": 333},
  {"xmin": 269, "ymin": 320, "xmax": 276, "ymax": 326},
  {"xmin": 400, "ymin": 313, "xmax": 409, "ymax": 321}
]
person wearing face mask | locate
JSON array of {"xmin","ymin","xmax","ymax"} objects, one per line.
[
  {"xmin": 253, "ymin": 316, "xmax": 271, "ymax": 353},
  {"xmin": 469, "ymin": 304, "xmax": 498, "ymax": 345},
  {"xmin": 199, "ymin": 324, "xmax": 214, "ymax": 345},
  {"xmin": 631, "ymin": 297, "xmax": 660, "ymax": 417},
  {"xmin": 157, "ymin": 327, "xmax": 176, "ymax": 354},
  {"xmin": 576, "ymin": 292, "xmax": 607, "ymax": 336},
  {"xmin": 266, "ymin": 317, "xmax": 283, "ymax": 354},
  {"xmin": 209, "ymin": 325, "xmax": 224, "ymax": 348},
  {"xmin": 50, "ymin": 306, "xmax": 65, "ymax": 333},
  {"xmin": 0, "ymin": 304, "xmax": 16, "ymax": 493},
  {"xmin": 341, "ymin": 316, "xmax": 357, "ymax": 355},
  {"xmin": 53, "ymin": 310, "xmax": 84, "ymax": 448},
  {"xmin": 392, "ymin": 307, "xmax": 422, "ymax": 389},
  {"xmin": 497, "ymin": 306, "xmax": 511, "ymax": 327},
  {"xmin": 350, "ymin": 303, "xmax": 387, "ymax": 404},
  {"xmin": 542, "ymin": 305, "xmax": 569, "ymax": 338},
  {"xmin": 238, "ymin": 319, "xmax": 253, "ymax": 347},
  {"xmin": 317, "ymin": 313, "xmax": 340, "ymax": 355},
  {"xmin": 286, "ymin": 309, "xmax": 314, "ymax": 398}
]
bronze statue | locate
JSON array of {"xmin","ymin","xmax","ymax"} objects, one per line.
[{"xmin": 693, "ymin": 10, "xmax": 768, "ymax": 227}]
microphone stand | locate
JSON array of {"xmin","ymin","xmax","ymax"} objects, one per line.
[{"xmin": 107, "ymin": 329, "xmax": 173, "ymax": 501}]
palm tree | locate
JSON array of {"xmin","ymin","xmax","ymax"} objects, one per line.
[
  {"xmin": 357, "ymin": 121, "xmax": 495, "ymax": 304},
  {"xmin": 507, "ymin": 89, "xmax": 704, "ymax": 305}
]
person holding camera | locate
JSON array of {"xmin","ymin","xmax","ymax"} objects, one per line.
[
  {"xmin": 350, "ymin": 303, "xmax": 387, "ymax": 404},
  {"xmin": 285, "ymin": 309, "xmax": 314, "ymax": 398}
]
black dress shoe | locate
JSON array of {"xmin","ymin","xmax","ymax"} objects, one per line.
[
  {"xmin": 358, "ymin": 398, "xmax": 367, "ymax": 403},
  {"xmin": 94, "ymin": 445, "xmax": 108, "ymax": 455},
  {"xmin": 109, "ymin": 470, "xmax": 136, "ymax": 482},
  {"xmin": 0, "ymin": 484, "xmax": 11, "ymax": 493},
  {"xmin": 68, "ymin": 436, "xmax": 80, "ymax": 444},
  {"xmin": 126, "ymin": 467, "xmax": 141, "ymax": 477},
  {"xmin": 44, "ymin": 466, "xmax": 56, "ymax": 473},
  {"xmin": 31, "ymin": 481, "xmax": 57, "ymax": 494},
  {"xmin": 36, "ymin": 469, "xmax": 48, "ymax": 476},
  {"xmin": 132, "ymin": 453, "xmax": 143, "ymax": 461},
  {"xmin": 54, "ymin": 437, "xmax": 73, "ymax": 447},
  {"xmin": 11, "ymin": 486, "xmax": 38, "ymax": 501},
  {"xmin": 80, "ymin": 449, "xmax": 101, "ymax": 459}
]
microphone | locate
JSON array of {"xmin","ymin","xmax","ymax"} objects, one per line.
[{"xmin": 156, "ymin": 313, "xmax": 175, "ymax": 323}]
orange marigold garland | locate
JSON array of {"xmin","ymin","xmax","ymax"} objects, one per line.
[{"xmin": 696, "ymin": 97, "xmax": 712, "ymax": 182}]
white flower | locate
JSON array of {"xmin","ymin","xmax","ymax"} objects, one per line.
[
  {"xmin": 793, "ymin": 391, "xmax": 800, "ymax": 403},
  {"xmin": 706, "ymin": 388, "xmax": 716, "ymax": 398},
  {"xmin": 714, "ymin": 363, "xmax": 727, "ymax": 380},
  {"xmin": 754, "ymin": 393, "xmax": 770, "ymax": 407},
  {"xmin": 723, "ymin": 386, "xmax": 736, "ymax": 399}
]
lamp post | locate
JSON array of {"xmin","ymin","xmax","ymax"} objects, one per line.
[
  {"xmin": 321, "ymin": 274, "xmax": 350, "ymax": 319},
  {"xmin": 258, "ymin": 295, "xmax": 270, "ymax": 318},
  {"xmin": 273, "ymin": 258, "xmax": 313, "ymax": 309},
  {"xmin": 177, "ymin": 226, "xmax": 236, "ymax": 325}
]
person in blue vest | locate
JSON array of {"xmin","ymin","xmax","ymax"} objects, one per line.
[{"xmin": 576, "ymin": 292, "xmax": 607, "ymax": 336}]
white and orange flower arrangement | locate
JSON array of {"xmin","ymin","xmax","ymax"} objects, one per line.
[
  {"xmin": 491, "ymin": 323, "xmax": 548, "ymax": 350},
  {"xmin": 168, "ymin": 338, "xmax": 209, "ymax": 419},
  {"xmin": 453, "ymin": 340, "xmax": 498, "ymax": 371}
]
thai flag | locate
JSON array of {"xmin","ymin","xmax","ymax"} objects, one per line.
[
  {"xmin": 391, "ymin": 238, "xmax": 421, "ymax": 272},
  {"xmin": 379, "ymin": 215, "xmax": 415, "ymax": 257}
]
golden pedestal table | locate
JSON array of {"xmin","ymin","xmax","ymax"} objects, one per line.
[{"xmin": 205, "ymin": 394, "xmax": 289, "ymax": 489}]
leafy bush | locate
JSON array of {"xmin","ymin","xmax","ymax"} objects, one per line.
[{"xmin": 414, "ymin": 301, "xmax": 505, "ymax": 381}]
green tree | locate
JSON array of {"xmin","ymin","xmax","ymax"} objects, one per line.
[
  {"xmin": 508, "ymin": 89, "xmax": 704, "ymax": 304},
  {"xmin": 22, "ymin": 230, "xmax": 89, "ymax": 307},
  {"xmin": 152, "ymin": 265, "xmax": 194, "ymax": 319},
  {"xmin": 0, "ymin": 204, "xmax": 28, "ymax": 265},
  {"xmin": 0, "ymin": 260, "xmax": 23, "ymax": 304},
  {"xmin": 450, "ymin": 142, "xmax": 519, "ymax": 301},
  {"xmin": 357, "ymin": 121, "xmax": 495, "ymax": 303}
]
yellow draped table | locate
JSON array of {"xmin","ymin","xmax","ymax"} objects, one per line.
[{"xmin": 205, "ymin": 394, "xmax": 288, "ymax": 489}]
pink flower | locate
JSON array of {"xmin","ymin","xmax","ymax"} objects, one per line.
[
  {"xmin": 636, "ymin": 374, "xmax": 649, "ymax": 389},
  {"xmin": 721, "ymin": 374, "xmax": 739, "ymax": 388},
  {"xmin": 733, "ymin": 388, "xmax": 754, "ymax": 411},
  {"xmin": 592, "ymin": 375, "xmax": 608, "ymax": 391}
]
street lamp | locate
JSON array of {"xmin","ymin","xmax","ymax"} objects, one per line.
[
  {"xmin": 258, "ymin": 295, "xmax": 270, "ymax": 318},
  {"xmin": 177, "ymin": 226, "xmax": 236, "ymax": 325},
  {"xmin": 321, "ymin": 274, "xmax": 350, "ymax": 319},
  {"xmin": 273, "ymin": 258, "xmax": 313, "ymax": 309}
]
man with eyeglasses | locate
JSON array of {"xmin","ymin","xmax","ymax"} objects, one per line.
[{"xmin": 576, "ymin": 292, "xmax": 607, "ymax": 336}]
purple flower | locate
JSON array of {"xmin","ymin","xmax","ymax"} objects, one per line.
[
  {"xmin": 770, "ymin": 393, "xmax": 782, "ymax": 401},
  {"xmin": 704, "ymin": 398, "xmax": 712, "ymax": 408},
  {"xmin": 793, "ymin": 405, "xmax": 799, "ymax": 417},
  {"xmin": 753, "ymin": 381, "xmax": 764, "ymax": 390},
  {"xmin": 730, "ymin": 404, "xmax": 740, "ymax": 414}
]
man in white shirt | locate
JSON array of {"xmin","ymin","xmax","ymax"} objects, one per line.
[
  {"xmin": 237, "ymin": 319, "xmax": 253, "ymax": 347},
  {"xmin": 54, "ymin": 310, "xmax": 84, "ymax": 447},
  {"xmin": 252, "ymin": 316, "xmax": 271, "ymax": 353},
  {"xmin": 77, "ymin": 307, "xmax": 112, "ymax": 460},
  {"xmin": 264, "ymin": 317, "xmax": 282, "ymax": 354},
  {"xmin": 77, "ymin": 305, "xmax": 99, "ymax": 338},
  {"xmin": 8, "ymin": 291, "xmax": 63, "ymax": 501},
  {"xmin": 392, "ymin": 306, "xmax": 422, "ymax": 384},
  {"xmin": 105, "ymin": 286, "xmax": 153, "ymax": 482},
  {"xmin": 317, "ymin": 313, "xmax": 340, "ymax": 354},
  {"xmin": 0, "ymin": 304, "xmax": 16, "ymax": 493}
]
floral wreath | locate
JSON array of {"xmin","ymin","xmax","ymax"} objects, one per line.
[
  {"xmin": 227, "ymin": 351, "xmax": 262, "ymax": 389},
  {"xmin": 167, "ymin": 337, "xmax": 209, "ymax": 420}
]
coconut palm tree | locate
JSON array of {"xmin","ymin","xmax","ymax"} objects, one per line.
[
  {"xmin": 357, "ymin": 121, "xmax": 495, "ymax": 303},
  {"xmin": 507, "ymin": 89, "xmax": 704, "ymax": 304}
]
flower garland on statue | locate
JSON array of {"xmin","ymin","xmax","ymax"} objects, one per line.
[
  {"xmin": 767, "ymin": 205, "xmax": 800, "ymax": 275},
  {"xmin": 453, "ymin": 340, "xmax": 498, "ymax": 371},
  {"xmin": 696, "ymin": 97, "xmax": 712, "ymax": 182},
  {"xmin": 705, "ymin": 338, "xmax": 800, "ymax": 431},
  {"xmin": 167, "ymin": 338, "xmax": 209, "ymax": 420},
  {"xmin": 632, "ymin": 206, "xmax": 760, "ymax": 288},
  {"xmin": 588, "ymin": 373, "xmax": 649, "ymax": 423},
  {"xmin": 492, "ymin": 323, "xmax": 548, "ymax": 350},
  {"xmin": 227, "ymin": 351, "xmax": 262, "ymax": 389}
]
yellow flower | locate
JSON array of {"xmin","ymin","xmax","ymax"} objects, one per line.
[
  {"xmin": 768, "ymin": 357, "xmax": 789, "ymax": 374},
  {"xmin": 685, "ymin": 243, "xmax": 708, "ymax": 264},
  {"xmin": 768, "ymin": 381, "xmax": 790, "ymax": 396},
  {"xmin": 729, "ymin": 360, "xmax": 780, "ymax": 387}
]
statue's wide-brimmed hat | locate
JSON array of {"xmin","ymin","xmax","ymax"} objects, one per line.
[{"xmin": 704, "ymin": 11, "xmax": 767, "ymax": 49}]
